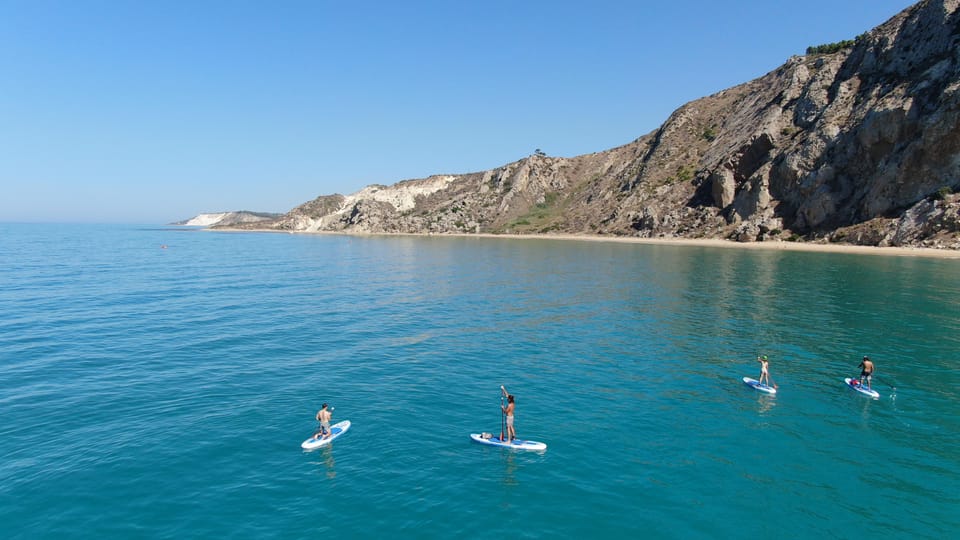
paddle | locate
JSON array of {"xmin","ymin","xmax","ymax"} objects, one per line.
[
  {"xmin": 872, "ymin": 375, "xmax": 895, "ymax": 391},
  {"xmin": 865, "ymin": 376, "xmax": 895, "ymax": 398}
]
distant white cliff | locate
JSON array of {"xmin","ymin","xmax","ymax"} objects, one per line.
[{"xmin": 172, "ymin": 211, "xmax": 283, "ymax": 227}]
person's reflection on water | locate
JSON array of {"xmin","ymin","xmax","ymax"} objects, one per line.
[
  {"xmin": 499, "ymin": 450, "xmax": 518, "ymax": 487},
  {"xmin": 321, "ymin": 446, "xmax": 336, "ymax": 479},
  {"xmin": 756, "ymin": 393, "xmax": 776, "ymax": 415}
]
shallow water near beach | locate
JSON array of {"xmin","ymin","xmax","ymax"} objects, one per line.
[{"xmin": 1, "ymin": 224, "xmax": 958, "ymax": 539}]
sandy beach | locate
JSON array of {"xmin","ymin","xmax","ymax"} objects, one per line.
[
  {"xmin": 216, "ymin": 227, "xmax": 960, "ymax": 259},
  {"xmin": 477, "ymin": 233, "xmax": 960, "ymax": 259}
]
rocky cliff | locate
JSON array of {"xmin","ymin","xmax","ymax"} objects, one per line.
[
  {"xmin": 225, "ymin": 0, "xmax": 960, "ymax": 249},
  {"xmin": 174, "ymin": 211, "xmax": 283, "ymax": 227}
]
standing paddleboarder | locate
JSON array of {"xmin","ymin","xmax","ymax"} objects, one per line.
[
  {"xmin": 858, "ymin": 356, "xmax": 875, "ymax": 390},
  {"xmin": 315, "ymin": 403, "xmax": 333, "ymax": 439},
  {"xmin": 500, "ymin": 385, "xmax": 516, "ymax": 442},
  {"xmin": 757, "ymin": 355, "xmax": 771, "ymax": 387}
]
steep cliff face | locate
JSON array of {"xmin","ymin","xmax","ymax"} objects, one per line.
[{"xmin": 232, "ymin": 0, "xmax": 960, "ymax": 248}]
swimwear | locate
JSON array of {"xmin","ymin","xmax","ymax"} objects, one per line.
[{"xmin": 506, "ymin": 415, "xmax": 514, "ymax": 427}]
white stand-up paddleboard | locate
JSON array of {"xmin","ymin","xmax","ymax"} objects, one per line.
[
  {"xmin": 302, "ymin": 420, "xmax": 351, "ymax": 449},
  {"xmin": 845, "ymin": 378, "xmax": 880, "ymax": 399},
  {"xmin": 743, "ymin": 377, "xmax": 777, "ymax": 394},
  {"xmin": 470, "ymin": 433, "xmax": 546, "ymax": 451}
]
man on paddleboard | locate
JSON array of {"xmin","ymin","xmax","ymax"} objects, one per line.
[
  {"xmin": 315, "ymin": 403, "xmax": 333, "ymax": 439},
  {"xmin": 858, "ymin": 356, "xmax": 875, "ymax": 390},
  {"xmin": 500, "ymin": 385, "xmax": 516, "ymax": 442}
]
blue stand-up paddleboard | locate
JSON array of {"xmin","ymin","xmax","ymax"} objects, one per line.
[
  {"xmin": 470, "ymin": 433, "xmax": 546, "ymax": 451},
  {"xmin": 845, "ymin": 378, "xmax": 880, "ymax": 399},
  {"xmin": 743, "ymin": 377, "xmax": 777, "ymax": 394},
  {"xmin": 302, "ymin": 420, "xmax": 351, "ymax": 449}
]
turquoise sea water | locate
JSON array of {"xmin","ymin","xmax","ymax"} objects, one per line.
[{"xmin": 1, "ymin": 224, "xmax": 958, "ymax": 539}]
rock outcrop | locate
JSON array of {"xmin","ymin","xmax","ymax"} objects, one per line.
[
  {"xmin": 174, "ymin": 211, "xmax": 283, "ymax": 227},
  {"xmin": 226, "ymin": 0, "xmax": 960, "ymax": 249}
]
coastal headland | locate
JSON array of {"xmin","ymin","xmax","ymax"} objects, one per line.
[{"xmin": 200, "ymin": 1, "xmax": 960, "ymax": 253}]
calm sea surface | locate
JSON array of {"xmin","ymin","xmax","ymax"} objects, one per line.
[{"xmin": 1, "ymin": 224, "xmax": 958, "ymax": 539}]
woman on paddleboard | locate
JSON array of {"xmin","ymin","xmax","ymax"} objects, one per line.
[
  {"xmin": 757, "ymin": 355, "xmax": 771, "ymax": 386},
  {"xmin": 500, "ymin": 385, "xmax": 516, "ymax": 442}
]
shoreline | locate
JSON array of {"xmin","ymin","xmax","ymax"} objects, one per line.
[{"xmin": 210, "ymin": 228, "xmax": 960, "ymax": 259}]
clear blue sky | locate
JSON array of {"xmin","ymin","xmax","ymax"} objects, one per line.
[{"xmin": 1, "ymin": 0, "xmax": 914, "ymax": 223}]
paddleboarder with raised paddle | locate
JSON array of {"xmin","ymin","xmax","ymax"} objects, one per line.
[
  {"xmin": 757, "ymin": 354, "xmax": 777, "ymax": 389},
  {"xmin": 500, "ymin": 385, "xmax": 516, "ymax": 443}
]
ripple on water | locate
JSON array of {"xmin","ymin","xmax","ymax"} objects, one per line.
[{"xmin": 1, "ymin": 225, "xmax": 959, "ymax": 538}]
